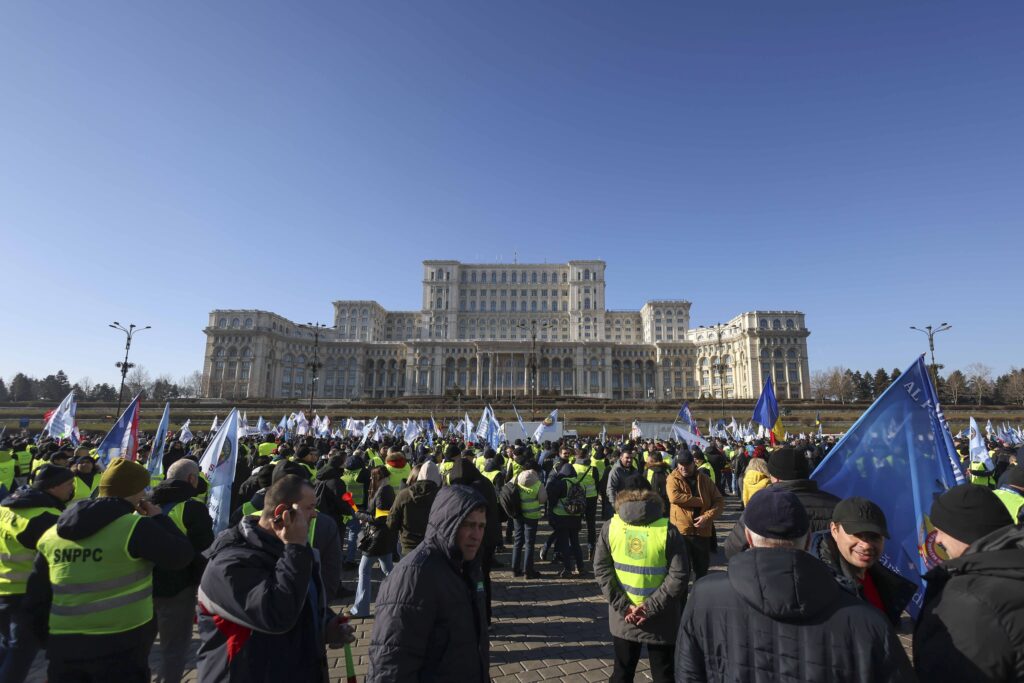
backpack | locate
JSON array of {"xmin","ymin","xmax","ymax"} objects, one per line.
[
  {"xmin": 497, "ymin": 479, "xmax": 522, "ymax": 519},
  {"xmin": 561, "ymin": 469, "xmax": 589, "ymax": 516}
]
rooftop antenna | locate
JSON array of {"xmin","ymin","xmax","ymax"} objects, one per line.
[{"xmin": 514, "ymin": 250, "xmax": 518, "ymax": 264}]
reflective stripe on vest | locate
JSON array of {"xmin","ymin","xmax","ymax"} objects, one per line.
[
  {"xmin": 518, "ymin": 482, "xmax": 542, "ymax": 520},
  {"xmin": 608, "ymin": 515, "xmax": 669, "ymax": 605},
  {"xmin": 37, "ymin": 513, "xmax": 152, "ymax": 635},
  {"xmin": 573, "ymin": 464, "xmax": 597, "ymax": 498},
  {"xmin": 0, "ymin": 505, "xmax": 60, "ymax": 595},
  {"xmin": 341, "ymin": 471, "xmax": 365, "ymax": 508},
  {"xmin": 14, "ymin": 451, "xmax": 32, "ymax": 471}
]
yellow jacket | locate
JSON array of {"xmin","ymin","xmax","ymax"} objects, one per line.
[{"xmin": 742, "ymin": 469, "xmax": 771, "ymax": 506}]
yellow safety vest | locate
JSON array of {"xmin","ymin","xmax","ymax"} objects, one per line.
[
  {"xmin": 341, "ymin": 471, "xmax": 366, "ymax": 508},
  {"xmin": 552, "ymin": 475, "xmax": 581, "ymax": 517},
  {"xmin": 481, "ymin": 469, "xmax": 501, "ymax": 487},
  {"xmin": 572, "ymin": 463, "xmax": 597, "ymax": 499},
  {"xmin": 72, "ymin": 475, "xmax": 100, "ymax": 501},
  {"xmin": 0, "ymin": 458, "xmax": 15, "ymax": 492},
  {"xmin": 0, "ymin": 505, "xmax": 61, "ymax": 595},
  {"xmin": 518, "ymin": 482, "xmax": 542, "ymax": 520},
  {"xmin": 993, "ymin": 487, "xmax": 1024, "ymax": 522},
  {"xmin": 37, "ymin": 513, "xmax": 152, "ymax": 635},
  {"xmin": 608, "ymin": 516, "xmax": 669, "ymax": 605},
  {"xmin": 258, "ymin": 442, "xmax": 277, "ymax": 457},
  {"xmin": 385, "ymin": 463, "xmax": 411, "ymax": 490},
  {"xmin": 698, "ymin": 462, "xmax": 716, "ymax": 484},
  {"xmin": 193, "ymin": 473, "xmax": 210, "ymax": 504},
  {"xmin": 14, "ymin": 450, "xmax": 33, "ymax": 474},
  {"xmin": 473, "ymin": 454, "xmax": 487, "ymax": 472}
]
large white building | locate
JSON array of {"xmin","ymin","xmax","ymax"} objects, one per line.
[{"xmin": 202, "ymin": 260, "xmax": 810, "ymax": 401}]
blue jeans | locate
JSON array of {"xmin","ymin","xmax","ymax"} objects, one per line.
[
  {"xmin": 512, "ymin": 517, "xmax": 539, "ymax": 574},
  {"xmin": 344, "ymin": 517, "xmax": 361, "ymax": 563},
  {"xmin": 0, "ymin": 595, "xmax": 40, "ymax": 683},
  {"xmin": 352, "ymin": 554, "xmax": 393, "ymax": 617}
]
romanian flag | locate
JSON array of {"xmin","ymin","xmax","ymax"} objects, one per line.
[{"xmin": 752, "ymin": 376, "xmax": 781, "ymax": 445}]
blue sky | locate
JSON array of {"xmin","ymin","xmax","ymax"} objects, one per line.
[{"xmin": 2, "ymin": 2, "xmax": 1021, "ymax": 387}]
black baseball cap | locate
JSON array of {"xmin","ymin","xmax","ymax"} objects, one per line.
[{"xmin": 832, "ymin": 497, "xmax": 889, "ymax": 539}]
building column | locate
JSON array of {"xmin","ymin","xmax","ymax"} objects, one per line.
[{"xmin": 489, "ymin": 353, "xmax": 496, "ymax": 395}]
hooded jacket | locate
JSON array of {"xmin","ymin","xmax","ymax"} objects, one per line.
[
  {"xmin": 367, "ymin": 485, "xmax": 489, "ymax": 682},
  {"xmin": 676, "ymin": 547, "xmax": 914, "ymax": 683},
  {"xmin": 0, "ymin": 486, "xmax": 67, "ymax": 551},
  {"xmin": 313, "ymin": 461, "xmax": 356, "ymax": 525},
  {"xmin": 23, "ymin": 497, "xmax": 193, "ymax": 661},
  {"xmin": 808, "ymin": 531, "xmax": 916, "ymax": 626},
  {"xmin": 196, "ymin": 515, "xmax": 334, "ymax": 683},
  {"xmin": 594, "ymin": 490, "xmax": 689, "ymax": 645},
  {"xmin": 387, "ymin": 479, "xmax": 440, "ymax": 552},
  {"xmin": 913, "ymin": 524, "xmax": 1024, "ymax": 682},
  {"xmin": 149, "ymin": 479, "xmax": 215, "ymax": 597},
  {"xmin": 447, "ymin": 460, "xmax": 501, "ymax": 550},
  {"xmin": 724, "ymin": 479, "xmax": 840, "ymax": 558}
]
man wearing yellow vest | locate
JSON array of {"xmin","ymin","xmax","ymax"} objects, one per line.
[
  {"xmin": 25, "ymin": 458, "xmax": 194, "ymax": 683},
  {"xmin": 0, "ymin": 464, "xmax": 75, "ymax": 682},
  {"xmin": 257, "ymin": 434, "xmax": 277, "ymax": 458},
  {"xmin": 341, "ymin": 455, "xmax": 370, "ymax": 568},
  {"xmin": 69, "ymin": 452, "xmax": 100, "ymax": 501},
  {"xmin": 993, "ymin": 466, "xmax": 1024, "ymax": 524},
  {"xmin": 512, "ymin": 466, "xmax": 547, "ymax": 579},
  {"xmin": 384, "ymin": 449, "xmax": 412, "ymax": 490},
  {"xmin": 0, "ymin": 446, "xmax": 14, "ymax": 498},
  {"xmin": 572, "ymin": 449, "xmax": 600, "ymax": 561},
  {"xmin": 594, "ymin": 487, "xmax": 689, "ymax": 683},
  {"xmin": 147, "ymin": 458, "xmax": 214, "ymax": 683}
]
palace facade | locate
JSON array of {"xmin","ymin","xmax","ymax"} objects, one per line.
[{"xmin": 202, "ymin": 260, "xmax": 811, "ymax": 401}]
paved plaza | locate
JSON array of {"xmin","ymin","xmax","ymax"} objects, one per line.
[{"xmin": 25, "ymin": 494, "xmax": 911, "ymax": 682}]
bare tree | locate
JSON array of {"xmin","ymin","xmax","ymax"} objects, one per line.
[
  {"xmin": 944, "ymin": 370, "xmax": 967, "ymax": 405},
  {"xmin": 810, "ymin": 370, "xmax": 831, "ymax": 401},
  {"xmin": 124, "ymin": 366, "xmax": 153, "ymax": 400},
  {"xmin": 1003, "ymin": 368, "xmax": 1024, "ymax": 407},
  {"xmin": 964, "ymin": 363, "xmax": 992, "ymax": 406},
  {"xmin": 178, "ymin": 370, "xmax": 203, "ymax": 398},
  {"xmin": 75, "ymin": 376, "xmax": 95, "ymax": 396},
  {"xmin": 821, "ymin": 366, "xmax": 853, "ymax": 404}
]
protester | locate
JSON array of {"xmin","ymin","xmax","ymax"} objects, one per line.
[
  {"xmin": 351, "ymin": 466, "xmax": 395, "ymax": 618},
  {"xmin": 196, "ymin": 474, "xmax": 354, "ymax": 682},
  {"xmin": 387, "ymin": 460, "xmax": 441, "ymax": 554},
  {"xmin": 594, "ymin": 488, "xmax": 690, "ymax": 683},
  {"xmin": 367, "ymin": 485, "xmax": 489, "ymax": 682},
  {"xmin": 724, "ymin": 446, "xmax": 840, "ymax": 558},
  {"xmin": 148, "ymin": 458, "xmax": 214, "ymax": 683},
  {"xmin": 571, "ymin": 450, "xmax": 600, "ymax": 561},
  {"xmin": 606, "ymin": 449, "xmax": 638, "ymax": 509},
  {"xmin": 546, "ymin": 462, "xmax": 587, "ymax": 578},
  {"xmin": 512, "ymin": 464, "xmax": 547, "ymax": 578},
  {"xmin": 26, "ymin": 458, "xmax": 195, "ymax": 682},
  {"xmin": 0, "ymin": 465, "xmax": 75, "ymax": 682},
  {"xmin": 913, "ymin": 484, "xmax": 1021, "ymax": 681},
  {"xmin": 740, "ymin": 455, "xmax": 770, "ymax": 506},
  {"xmin": 675, "ymin": 489, "xmax": 914, "ymax": 682},
  {"xmin": 644, "ymin": 451, "xmax": 671, "ymax": 515},
  {"xmin": 446, "ymin": 459, "xmax": 502, "ymax": 621},
  {"xmin": 808, "ymin": 496, "xmax": 915, "ymax": 625},
  {"xmin": 666, "ymin": 451, "xmax": 723, "ymax": 580},
  {"xmin": 992, "ymin": 464, "xmax": 1024, "ymax": 523}
]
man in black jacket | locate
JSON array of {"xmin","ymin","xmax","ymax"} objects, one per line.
[
  {"xmin": 148, "ymin": 458, "xmax": 214, "ymax": 683},
  {"xmin": 447, "ymin": 459, "xmax": 501, "ymax": 622},
  {"xmin": 808, "ymin": 496, "xmax": 916, "ymax": 626},
  {"xmin": 723, "ymin": 446, "xmax": 840, "ymax": 558},
  {"xmin": 914, "ymin": 484, "xmax": 1021, "ymax": 682},
  {"xmin": 196, "ymin": 474, "xmax": 353, "ymax": 683},
  {"xmin": 676, "ymin": 489, "xmax": 913, "ymax": 683},
  {"xmin": 367, "ymin": 484, "xmax": 489, "ymax": 682}
]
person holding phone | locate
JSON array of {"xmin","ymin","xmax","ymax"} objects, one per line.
[{"xmin": 196, "ymin": 474, "xmax": 355, "ymax": 683}]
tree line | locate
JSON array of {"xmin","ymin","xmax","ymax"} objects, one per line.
[
  {"xmin": 0, "ymin": 368, "xmax": 204, "ymax": 403},
  {"xmin": 810, "ymin": 365, "xmax": 1024, "ymax": 406}
]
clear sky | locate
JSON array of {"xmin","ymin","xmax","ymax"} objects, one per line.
[{"xmin": 2, "ymin": 2, "xmax": 1021, "ymax": 388}]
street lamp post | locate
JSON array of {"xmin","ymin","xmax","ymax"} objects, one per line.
[
  {"xmin": 698, "ymin": 323, "xmax": 733, "ymax": 421},
  {"xmin": 910, "ymin": 323, "xmax": 952, "ymax": 390},
  {"xmin": 306, "ymin": 322, "xmax": 327, "ymax": 414},
  {"xmin": 517, "ymin": 319, "xmax": 552, "ymax": 418},
  {"xmin": 109, "ymin": 322, "xmax": 150, "ymax": 416}
]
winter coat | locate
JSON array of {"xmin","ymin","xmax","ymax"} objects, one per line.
[
  {"xmin": 149, "ymin": 479, "xmax": 215, "ymax": 597},
  {"xmin": 593, "ymin": 492, "xmax": 690, "ymax": 645},
  {"xmin": 666, "ymin": 468, "xmax": 724, "ymax": 538},
  {"xmin": 741, "ymin": 469, "xmax": 771, "ymax": 506},
  {"xmin": 447, "ymin": 460, "xmax": 501, "ymax": 550},
  {"xmin": 914, "ymin": 524, "xmax": 1024, "ymax": 682},
  {"xmin": 23, "ymin": 497, "xmax": 193, "ymax": 662},
  {"xmin": 724, "ymin": 479, "xmax": 840, "ymax": 558},
  {"xmin": 387, "ymin": 480, "xmax": 439, "ymax": 552},
  {"xmin": 196, "ymin": 516, "xmax": 334, "ymax": 683},
  {"xmin": 675, "ymin": 546, "xmax": 914, "ymax": 683},
  {"xmin": 367, "ymin": 485, "xmax": 489, "ymax": 682},
  {"xmin": 313, "ymin": 464, "xmax": 356, "ymax": 525},
  {"xmin": 606, "ymin": 461, "xmax": 637, "ymax": 506},
  {"xmin": 808, "ymin": 531, "xmax": 916, "ymax": 626}
]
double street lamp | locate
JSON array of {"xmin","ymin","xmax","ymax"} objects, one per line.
[
  {"xmin": 910, "ymin": 323, "xmax": 952, "ymax": 390},
  {"xmin": 109, "ymin": 322, "xmax": 150, "ymax": 415},
  {"xmin": 698, "ymin": 323, "xmax": 734, "ymax": 421},
  {"xmin": 306, "ymin": 322, "xmax": 328, "ymax": 414},
  {"xmin": 516, "ymin": 319, "xmax": 552, "ymax": 417}
]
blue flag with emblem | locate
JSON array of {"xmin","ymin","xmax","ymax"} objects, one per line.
[
  {"xmin": 198, "ymin": 408, "xmax": 239, "ymax": 534},
  {"xmin": 811, "ymin": 356, "xmax": 965, "ymax": 619},
  {"xmin": 148, "ymin": 402, "xmax": 171, "ymax": 480}
]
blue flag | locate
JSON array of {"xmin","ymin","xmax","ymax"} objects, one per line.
[
  {"xmin": 199, "ymin": 408, "xmax": 240, "ymax": 534},
  {"xmin": 811, "ymin": 356, "xmax": 964, "ymax": 619},
  {"xmin": 148, "ymin": 402, "xmax": 171, "ymax": 480},
  {"xmin": 751, "ymin": 376, "xmax": 779, "ymax": 430},
  {"xmin": 95, "ymin": 395, "xmax": 142, "ymax": 467},
  {"xmin": 679, "ymin": 401, "xmax": 695, "ymax": 429}
]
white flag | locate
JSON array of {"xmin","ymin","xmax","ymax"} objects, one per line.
[
  {"xmin": 43, "ymin": 391, "xmax": 79, "ymax": 444},
  {"xmin": 533, "ymin": 409, "xmax": 559, "ymax": 443},
  {"xmin": 969, "ymin": 417, "xmax": 994, "ymax": 471},
  {"xmin": 179, "ymin": 419, "xmax": 193, "ymax": 444}
]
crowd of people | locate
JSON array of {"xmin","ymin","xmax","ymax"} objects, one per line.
[{"xmin": 0, "ymin": 424, "xmax": 1020, "ymax": 682}]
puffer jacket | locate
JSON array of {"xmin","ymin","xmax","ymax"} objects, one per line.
[
  {"xmin": 387, "ymin": 479, "xmax": 440, "ymax": 552},
  {"xmin": 367, "ymin": 485, "xmax": 489, "ymax": 682},
  {"xmin": 741, "ymin": 468, "xmax": 770, "ymax": 506},
  {"xmin": 808, "ymin": 531, "xmax": 916, "ymax": 626},
  {"xmin": 666, "ymin": 468, "xmax": 724, "ymax": 537},
  {"xmin": 914, "ymin": 524, "xmax": 1024, "ymax": 682},
  {"xmin": 724, "ymin": 479, "xmax": 840, "ymax": 558},
  {"xmin": 675, "ymin": 547, "xmax": 914, "ymax": 682},
  {"xmin": 594, "ymin": 490, "xmax": 689, "ymax": 645}
]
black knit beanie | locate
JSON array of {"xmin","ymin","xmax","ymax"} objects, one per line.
[{"xmin": 930, "ymin": 484, "xmax": 1012, "ymax": 545}]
